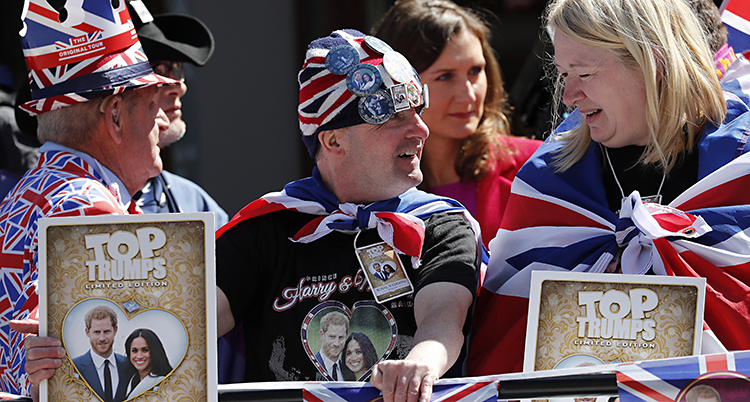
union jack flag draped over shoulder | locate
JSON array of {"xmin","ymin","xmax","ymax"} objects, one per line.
[
  {"xmin": 217, "ymin": 167, "xmax": 488, "ymax": 268},
  {"xmin": 468, "ymin": 86, "xmax": 750, "ymax": 376},
  {"xmin": 18, "ymin": 0, "xmax": 174, "ymax": 116}
]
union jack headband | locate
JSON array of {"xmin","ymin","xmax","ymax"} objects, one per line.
[
  {"xmin": 18, "ymin": 0, "xmax": 178, "ymax": 116},
  {"xmin": 298, "ymin": 29, "xmax": 427, "ymax": 158}
]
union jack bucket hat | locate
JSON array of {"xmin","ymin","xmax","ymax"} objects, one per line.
[
  {"xmin": 298, "ymin": 29, "xmax": 427, "ymax": 157},
  {"xmin": 18, "ymin": 0, "xmax": 177, "ymax": 116}
]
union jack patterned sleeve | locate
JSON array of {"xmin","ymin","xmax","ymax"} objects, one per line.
[{"xmin": 0, "ymin": 150, "xmax": 129, "ymax": 395}]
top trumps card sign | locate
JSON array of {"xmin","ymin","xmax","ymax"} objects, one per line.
[
  {"xmin": 524, "ymin": 271, "xmax": 705, "ymax": 373},
  {"xmin": 38, "ymin": 213, "xmax": 216, "ymax": 402}
]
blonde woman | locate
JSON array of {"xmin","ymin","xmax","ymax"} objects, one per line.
[{"xmin": 471, "ymin": 0, "xmax": 750, "ymax": 375}]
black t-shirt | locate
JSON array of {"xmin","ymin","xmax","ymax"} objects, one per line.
[
  {"xmin": 601, "ymin": 145, "xmax": 699, "ymax": 212},
  {"xmin": 216, "ymin": 209, "xmax": 478, "ymax": 382}
]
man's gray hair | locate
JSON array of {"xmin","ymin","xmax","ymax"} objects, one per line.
[{"xmin": 36, "ymin": 98, "xmax": 104, "ymax": 146}]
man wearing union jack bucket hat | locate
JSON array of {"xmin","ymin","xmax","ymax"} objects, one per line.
[{"xmin": 0, "ymin": 0, "xmax": 178, "ymax": 395}]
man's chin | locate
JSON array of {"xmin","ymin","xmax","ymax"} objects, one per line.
[{"xmin": 158, "ymin": 119, "xmax": 187, "ymax": 148}]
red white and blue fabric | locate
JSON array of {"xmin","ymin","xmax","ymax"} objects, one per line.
[
  {"xmin": 217, "ymin": 167, "xmax": 488, "ymax": 268},
  {"xmin": 468, "ymin": 89, "xmax": 750, "ymax": 376},
  {"xmin": 19, "ymin": 0, "xmax": 174, "ymax": 116},
  {"xmin": 301, "ymin": 379, "xmax": 499, "ymax": 402},
  {"xmin": 298, "ymin": 29, "xmax": 395, "ymax": 137},
  {"xmin": 617, "ymin": 351, "xmax": 750, "ymax": 402},
  {"xmin": 721, "ymin": 0, "xmax": 750, "ymax": 57},
  {"xmin": 0, "ymin": 149, "xmax": 133, "ymax": 395}
]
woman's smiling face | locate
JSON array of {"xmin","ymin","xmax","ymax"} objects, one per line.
[
  {"xmin": 345, "ymin": 339, "xmax": 364, "ymax": 374},
  {"xmin": 554, "ymin": 31, "xmax": 650, "ymax": 148},
  {"xmin": 130, "ymin": 336, "xmax": 152, "ymax": 376}
]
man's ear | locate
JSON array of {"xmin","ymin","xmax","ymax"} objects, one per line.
[
  {"xmin": 101, "ymin": 94, "xmax": 124, "ymax": 145},
  {"xmin": 318, "ymin": 129, "xmax": 346, "ymax": 157}
]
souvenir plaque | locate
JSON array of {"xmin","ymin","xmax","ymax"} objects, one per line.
[
  {"xmin": 38, "ymin": 213, "xmax": 217, "ymax": 402},
  {"xmin": 524, "ymin": 271, "xmax": 705, "ymax": 402}
]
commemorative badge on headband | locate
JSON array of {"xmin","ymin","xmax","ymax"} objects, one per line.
[
  {"xmin": 347, "ymin": 63, "xmax": 382, "ymax": 97},
  {"xmin": 358, "ymin": 89, "xmax": 395, "ymax": 125},
  {"xmin": 363, "ymin": 35, "xmax": 393, "ymax": 55},
  {"xmin": 390, "ymin": 83, "xmax": 410, "ymax": 113},
  {"xmin": 383, "ymin": 51, "xmax": 414, "ymax": 84},
  {"xmin": 406, "ymin": 81, "xmax": 422, "ymax": 108},
  {"xmin": 325, "ymin": 44, "xmax": 360, "ymax": 75}
]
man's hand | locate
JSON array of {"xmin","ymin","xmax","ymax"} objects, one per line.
[
  {"xmin": 370, "ymin": 359, "xmax": 438, "ymax": 402},
  {"xmin": 9, "ymin": 319, "xmax": 64, "ymax": 402},
  {"xmin": 370, "ymin": 282, "xmax": 473, "ymax": 402},
  {"xmin": 9, "ymin": 319, "xmax": 64, "ymax": 385}
]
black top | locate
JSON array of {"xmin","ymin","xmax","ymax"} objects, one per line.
[
  {"xmin": 216, "ymin": 210, "xmax": 478, "ymax": 382},
  {"xmin": 600, "ymin": 145, "xmax": 699, "ymax": 212}
]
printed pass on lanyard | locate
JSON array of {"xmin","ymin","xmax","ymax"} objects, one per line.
[{"xmin": 354, "ymin": 237, "xmax": 414, "ymax": 304}]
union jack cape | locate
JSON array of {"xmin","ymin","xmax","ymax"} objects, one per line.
[
  {"xmin": 468, "ymin": 89, "xmax": 750, "ymax": 376},
  {"xmin": 217, "ymin": 167, "xmax": 488, "ymax": 267},
  {"xmin": 0, "ymin": 148, "xmax": 132, "ymax": 394}
]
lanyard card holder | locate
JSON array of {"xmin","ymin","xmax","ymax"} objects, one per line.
[{"xmin": 353, "ymin": 231, "xmax": 414, "ymax": 304}]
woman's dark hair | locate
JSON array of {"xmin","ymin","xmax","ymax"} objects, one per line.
[
  {"xmin": 340, "ymin": 332, "xmax": 379, "ymax": 381},
  {"xmin": 124, "ymin": 328, "xmax": 174, "ymax": 386},
  {"xmin": 374, "ymin": 0, "xmax": 513, "ymax": 183}
]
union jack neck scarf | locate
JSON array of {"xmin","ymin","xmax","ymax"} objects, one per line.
[{"xmin": 217, "ymin": 167, "xmax": 486, "ymax": 266}]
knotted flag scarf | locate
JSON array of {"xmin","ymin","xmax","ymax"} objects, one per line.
[{"xmin": 217, "ymin": 167, "xmax": 488, "ymax": 268}]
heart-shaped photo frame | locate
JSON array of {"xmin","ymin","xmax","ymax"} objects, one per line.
[
  {"xmin": 301, "ymin": 300, "xmax": 397, "ymax": 381},
  {"xmin": 62, "ymin": 298, "xmax": 188, "ymax": 401}
]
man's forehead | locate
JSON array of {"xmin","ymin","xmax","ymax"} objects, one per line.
[
  {"xmin": 90, "ymin": 317, "xmax": 114, "ymax": 328},
  {"xmin": 325, "ymin": 323, "xmax": 347, "ymax": 333}
]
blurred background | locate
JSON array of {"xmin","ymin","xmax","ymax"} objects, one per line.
[{"xmin": 0, "ymin": 0, "xmax": 562, "ymax": 216}]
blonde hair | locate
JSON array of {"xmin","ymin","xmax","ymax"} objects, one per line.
[{"xmin": 546, "ymin": 0, "xmax": 726, "ymax": 175}]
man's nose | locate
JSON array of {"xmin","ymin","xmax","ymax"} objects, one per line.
[{"xmin": 404, "ymin": 109, "xmax": 429, "ymax": 140}]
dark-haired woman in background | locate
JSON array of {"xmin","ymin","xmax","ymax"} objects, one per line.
[
  {"xmin": 375, "ymin": 0, "xmax": 541, "ymax": 249},
  {"xmin": 124, "ymin": 328, "xmax": 174, "ymax": 397}
]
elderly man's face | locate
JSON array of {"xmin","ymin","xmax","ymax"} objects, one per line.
[{"xmin": 118, "ymin": 86, "xmax": 168, "ymax": 194}]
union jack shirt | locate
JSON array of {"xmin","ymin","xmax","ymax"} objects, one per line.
[{"xmin": 0, "ymin": 146, "xmax": 132, "ymax": 394}]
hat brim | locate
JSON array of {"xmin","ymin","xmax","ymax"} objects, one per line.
[
  {"xmin": 137, "ymin": 14, "xmax": 215, "ymax": 66},
  {"xmin": 19, "ymin": 71, "xmax": 178, "ymax": 116}
]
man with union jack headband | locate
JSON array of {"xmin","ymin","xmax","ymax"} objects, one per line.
[
  {"xmin": 210, "ymin": 29, "xmax": 483, "ymax": 402},
  {"xmin": 0, "ymin": 0, "xmax": 176, "ymax": 396}
]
